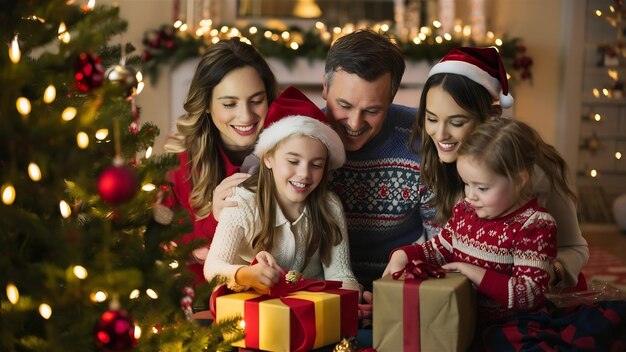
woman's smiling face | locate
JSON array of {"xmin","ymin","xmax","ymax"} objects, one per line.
[{"xmin": 424, "ymin": 85, "xmax": 479, "ymax": 163}]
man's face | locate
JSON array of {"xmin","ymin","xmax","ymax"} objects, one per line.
[{"xmin": 322, "ymin": 70, "xmax": 392, "ymax": 152}]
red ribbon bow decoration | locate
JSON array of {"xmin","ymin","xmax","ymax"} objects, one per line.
[
  {"xmin": 391, "ymin": 260, "xmax": 446, "ymax": 281},
  {"xmin": 269, "ymin": 270, "xmax": 342, "ymax": 297}
]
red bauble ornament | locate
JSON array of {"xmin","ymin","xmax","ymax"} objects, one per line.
[
  {"xmin": 94, "ymin": 309, "xmax": 138, "ymax": 351},
  {"xmin": 75, "ymin": 52, "xmax": 105, "ymax": 92},
  {"xmin": 98, "ymin": 165, "xmax": 138, "ymax": 205}
]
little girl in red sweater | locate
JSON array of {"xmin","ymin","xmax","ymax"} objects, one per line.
[{"xmin": 384, "ymin": 118, "xmax": 561, "ymax": 328}]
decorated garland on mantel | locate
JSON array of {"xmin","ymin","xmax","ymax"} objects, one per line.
[{"xmin": 139, "ymin": 22, "xmax": 532, "ymax": 86}]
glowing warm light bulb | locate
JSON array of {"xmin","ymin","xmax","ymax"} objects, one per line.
[
  {"xmin": 58, "ymin": 22, "xmax": 70, "ymax": 43},
  {"xmin": 463, "ymin": 25, "xmax": 471, "ymax": 37},
  {"xmin": 146, "ymin": 288, "xmax": 158, "ymax": 299},
  {"xmin": 590, "ymin": 169, "xmax": 598, "ymax": 177},
  {"xmin": 249, "ymin": 26, "xmax": 258, "ymax": 34},
  {"xmin": 39, "ymin": 303, "xmax": 52, "ymax": 319},
  {"xmin": 6, "ymin": 283, "xmax": 19, "ymax": 304},
  {"xmin": 9, "ymin": 35, "xmax": 21, "ymax": 64},
  {"xmin": 596, "ymin": 10, "xmax": 602, "ymax": 16},
  {"xmin": 602, "ymin": 88, "xmax": 610, "ymax": 96},
  {"xmin": 136, "ymin": 81, "xmax": 145, "ymax": 95},
  {"xmin": 90, "ymin": 290, "xmax": 108, "ymax": 302},
  {"xmin": 145, "ymin": 146, "xmax": 153, "ymax": 159},
  {"xmin": 290, "ymin": 42, "xmax": 299, "ymax": 50},
  {"xmin": 73, "ymin": 265, "xmax": 88, "ymax": 279},
  {"xmin": 59, "ymin": 200, "xmax": 71, "ymax": 218},
  {"xmin": 238, "ymin": 320, "xmax": 246, "ymax": 329},
  {"xmin": 616, "ymin": 152, "xmax": 622, "ymax": 160},
  {"xmin": 435, "ymin": 36, "xmax": 443, "ymax": 44},
  {"xmin": 43, "ymin": 84, "xmax": 56, "ymax": 103},
  {"xmin": 16, "ymin": 97, "xmax": 31, "ymax": 116},
  {"xmin": 174, "ymin": 20, "xmax": 182, "ymax": 28},
  {"xmin": 168, "ymin": 260, "xmax": 179, "ymax": 269},
  {"xmin": 495, "ymin": 38, "xmax": 503, "ymax": 46},
  {"xmin": 142, "ymin": 183, "xmax": 156, "ymax": 192},
  {"xmin": 432, "ymin": 20, "xmax": 442, "ymax": 28},
  {"xmin": 444, "ymin": 33, "xmax": 452, "ymax": 41},
  {"xmin": 28, "ymin": 162, "xmax": 42, "ymax": 181},
  {"xmin": 95, "ymin": 129, "xmax": 109, "ymax": 140},
  {"xmin": 593, "ymin": 88, "xmax": 600, "ymax": 98},
  {"xmin": 62, "ymin": 107, "xmax": 77, "ymax": 121},
  {"xmin": 594, "ymin": 113, "xmax": 602, "ymax": 121},
  {"xmin": 129, "ymin": 289, "xmax": 140, "ymax": 299},
  {"xmin": 380, "ymin": 24, "xmax": 390, "ymax": 32},
  {"xmin": 2, "ymin": 183, "xmax": 16, "ymax": 205},
  {"xmin": 134, "ymin": 325, "xmax": 142, "ymax": 339},
  {"xmin": 77, "ymin": 131, "xmax": 89, "ymax": 149}
]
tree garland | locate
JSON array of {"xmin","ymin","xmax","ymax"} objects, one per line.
[{"xmin": 140, "ymin": 23, "xmax": 532, "ymax": 86}]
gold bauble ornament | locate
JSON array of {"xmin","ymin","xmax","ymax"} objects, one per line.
[{"xmin": 105, "ymin": 64, "xmax": 138, "ymax": 97}]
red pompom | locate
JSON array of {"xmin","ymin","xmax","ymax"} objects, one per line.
[
  {"xmin": 94, "ymin": 309, "xmax": 138, "ymax": 351},
  {"xmin": 98, "ymin": 165, "xmax": 138, "ymax": 205}
]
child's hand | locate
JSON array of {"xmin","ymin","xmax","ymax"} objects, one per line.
[
  {"xmin": 382, "ymin": 250, "xmax": 409, "ymax": 277},
  {"xmin": 358, "ymin": 288, "xmax": 373, "ymax": 326},
  {"xmin": 255, "ymin": 251, "xmax": 278, "ymax": 268},
  {"xmin": 442, "ymin": 262, "xmax": 486, "ymax": 286},
  {"xmin": 212, "ymin": 173, "xmax": 251, "ymax": 221},
  {"xmin": 235, "ymin": 251, "xmax": 282, "ymax": 294}
]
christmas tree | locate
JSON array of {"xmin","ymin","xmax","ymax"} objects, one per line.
[{"xmin": 1, "ymin": 1, "xmax": 241, "ymax": 351}]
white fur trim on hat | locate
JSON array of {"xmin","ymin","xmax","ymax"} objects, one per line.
[
  {"xmin": 429, "ymin": 60, "xmax": 515, "ymax": 109},
  {"xmin": 253, "ymin": 115, "xmax": 346, "ymax": 170}
]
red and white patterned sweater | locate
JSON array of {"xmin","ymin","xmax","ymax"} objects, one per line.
[{"xmin": 400, "ymin": 198, "xmax": 557, "ymax": 323}]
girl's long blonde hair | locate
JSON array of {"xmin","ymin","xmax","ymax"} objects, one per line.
[{"xmin": 241, "ymin": 136, "xmax": 343, "ymax": 267}]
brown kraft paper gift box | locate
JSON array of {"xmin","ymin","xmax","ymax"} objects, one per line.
[{"xmin": 373, "ymin": 272, "xmax": 476, "ymax": 352}]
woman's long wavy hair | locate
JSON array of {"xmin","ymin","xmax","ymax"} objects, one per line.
[
  {"xmin": 164, "ymin": 38, "xmax": 278, "ymax": 219},
  {"xmin": 410, "ymin": 73, "xmax": 502, "ymax": 224},
  {"xmin": 458, "ymin": 118, "xmax": 576, "ymax": 210},
  {"xmin": 241, "ymin": 135, "xmax": 343, "ymax": 267}
]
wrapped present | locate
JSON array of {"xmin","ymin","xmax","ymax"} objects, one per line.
[
  {"xmin": 213, "ymin": 275, "xmax": 358, "ymax": 352},
  {"xmin": 373, "ymin": 262, "xmax": 475, "ymax": 352}
]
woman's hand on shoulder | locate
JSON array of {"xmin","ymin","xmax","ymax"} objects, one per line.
[{"xmin": 213, "ymin": 173, "xmax": 251, "ymax": 221}]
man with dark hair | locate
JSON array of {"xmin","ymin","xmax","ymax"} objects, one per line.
[{"xmin": 323, "ymin": 29, "xmax": 439, "ymax": 292}]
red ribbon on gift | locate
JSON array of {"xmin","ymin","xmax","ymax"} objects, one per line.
[
  {"xmin": 269, "ymin": 270, "xmax": 343, "ymax": 298},
  {"xmin": 211, "ymin": 271, "xmax": 356, "ymax": 352},
  {"xmin": 391, "ymin": 261, "xmax": 446, "ymax": 351}
]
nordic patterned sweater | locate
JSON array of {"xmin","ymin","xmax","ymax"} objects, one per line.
[
  {"xmin": 400, "ymin": 198, "xmax": 557, "ymax": 323},
  {"xmin": 329, "ymin": 104, "xmax": 439, "ymax": 289}
]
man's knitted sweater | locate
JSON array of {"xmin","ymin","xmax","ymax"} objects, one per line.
[{"xmin": 329, "ymin": 104, "xmax": 438, "ymax": 289}]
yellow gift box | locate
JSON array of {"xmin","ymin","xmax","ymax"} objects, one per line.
[
  {"xmin": 215, "ymin": 288, "xmax": 358, "ymax": 352},
  {"xmin": 373, "ymin": 272, "xmax": 476, "ymax": 352}
]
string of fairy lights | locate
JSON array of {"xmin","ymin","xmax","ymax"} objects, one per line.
[{"xmin": 583, "ymin": 3, "xmax": 626, "ymax": 179}]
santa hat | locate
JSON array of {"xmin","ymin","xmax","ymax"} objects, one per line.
[
  {"xmin": 428, "ymin": 46, "xmax": 514, "ymax": 108},
  {"xmin": 254, "ymin": 86, "xmax": 345, "ymax": 170}
]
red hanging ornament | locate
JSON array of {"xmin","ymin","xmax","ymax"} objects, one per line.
[
  {"xmin": 98, "ymin": 163, "xmax": 138, "ymax": 205},
  {"xmin": 74, "ymin": 52, "xmax": 105, "ymax": 92},
  {"xmin": 94, "ymin": 309, "xmax": 138, "ymax": 351}
]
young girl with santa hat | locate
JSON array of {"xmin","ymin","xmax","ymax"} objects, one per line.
[{"xmin": 203, "ymin": 86, "xmax": 359, "ymax": 293}]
